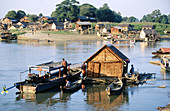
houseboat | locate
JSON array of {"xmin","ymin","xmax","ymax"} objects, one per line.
[
  {"xmin": 160, "ymin": 57, "xmax": 170, "ymax": 71},
  {"xmin": 14, "ymin": 61, "xmax": 81, "ymax": 93},
  {"xmin": 152, "ymin": 48, "xmax": 170, "ymax": 57}
]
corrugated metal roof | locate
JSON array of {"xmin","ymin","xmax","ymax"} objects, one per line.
[
  {"xmin": 160, "ymin": 48, "xmax": 170, "ymax": 53},
  {"xmin": 112, "ymin": 26, "xmax": 124, "ymax": 30},
  {"xmin": 143, "ymin": 29, "xmax": 157, "ymax": 34},
  {"xmin": 77, "ymin": 22, "xmax": 91, "ymax": 25}
]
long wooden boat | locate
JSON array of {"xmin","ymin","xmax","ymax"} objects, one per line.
[
  {"xmin": 0, "ymin": 31, "xmax": 17, "ymax": 40},
  {"xmin": 60, "ymin": 79, "xmax": 82, "ymax": 93},
  {"xmin": 160, "ymin": 57, "xmax": 170, "ymax": 71},
  {"xmin": 152, "ymin": 48, "xmax": 170, "ymax": 57},
  {"xmin": 14, "ymin": 61, "xmax": 81, "ymax": 93},
  {"xmin": 106, "ymin": 78, "xmax": 123, "ymax": 96}
]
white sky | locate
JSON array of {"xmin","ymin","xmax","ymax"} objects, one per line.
[{"xmin": 0, "ymin": 0, "xmax": 169, "ymax": 20}]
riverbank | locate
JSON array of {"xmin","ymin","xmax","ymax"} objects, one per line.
[{"xmin": 18, "ymin": 31, "xmax": 104, "ymax": 42}]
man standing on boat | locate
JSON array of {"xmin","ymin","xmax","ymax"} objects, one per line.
[
  {"xmin": 61, "ymin": 58, "xmax": 67, "ymax": 76},
  {"xmin": 81, "ymin": 63, "xmax": 86, "ymax": 78},
  {"xmin": 130, "ymin": 64, "xmax": 134, "ymax": 74}
]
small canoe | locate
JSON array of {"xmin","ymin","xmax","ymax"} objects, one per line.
[
  {"xmin": 60, "ymin": 79, "xmax": 82, "ymax": 93},
  {"xmin": 106, "ymin": 78, "xmax": 123, "ymax": 96}
]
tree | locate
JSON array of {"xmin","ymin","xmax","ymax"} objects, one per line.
[
  {"xmin": 27, "ymin": 14, "xmax": 38, "ymax": 22},
  {"xmin": 39, "ymin": 13, "xmax": 43, "ymax": 17},
  {"xmin": 127, "ymin": 16, "xmax": 137, "ymax": 22},
  {"xmin": 16, "ymin": 10, "xmax": 26, "ymax": 19},
  {"xmin": 96, "ymin": 3, "xmax": 115, "ymax": 22},
  {"xmin": 122, "ymin": 17, "xmax": 128, "ymax": 22},
  {"xmin": 151, "ymin": 9, "xmax": 161, "ymax": 22},
  {"xmin": 5, "ymin": 10, "xmax": 17, "ymax": 19},
  {"xmin": 113, "ymin": 11, "xmax": 122, "ymax": 23},
  {"xmin": 51, "ymin": 0, "xmax": 80, "ymax": 22},
  {"xmin": 160, "ymin": 15, "xmax": 168, "ymax": 24},
  {"xmin": 79, "ymin": 3, "xmax": 97, "ymax": 17},
  {"xmin": 168, "ymin": 14, "xmax": 170, "ymax": 24}
]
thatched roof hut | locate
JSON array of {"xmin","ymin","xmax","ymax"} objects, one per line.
[{"xmin": 84, "ymin": 44, "xmax": 130, "ymax": 78}]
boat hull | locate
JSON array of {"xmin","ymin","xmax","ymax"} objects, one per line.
[{"xmin": 16, "ymin": 71, "xmax": 81, "ymax": 93}]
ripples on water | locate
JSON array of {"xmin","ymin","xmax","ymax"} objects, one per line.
[{"xmin": 0, "ymin": 40, "xmax": 169, "ymax": 111}]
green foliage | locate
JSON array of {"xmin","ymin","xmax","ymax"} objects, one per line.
[
  {"xmin": 122, "ymin": 17, "xmax": 128, "ymax": 22},
  {"xmin": 140, "ymin": 9, "xmax": 169, "ymax": 24},
  {"xmin": 127, "ymin": 16, "xmax": 138, "ymax": 22},
  {"xmin": 51, "ymin": 0, "xmax": 80, "ymax": 22},
  {"xmin": 79, "ymin": 3, "xmax": 97, "ymax": 17},
  {"xmin": 16, "ymin": 10, "xmax": 26, "ymax": 19},
  {"xmin": 96, "ymin": 3, "xmax": 115, "ymax": 22},
  {"xmin": 9, "ymin": 29, "xmax": 26, "ymax": 36},
  {"xmin": 96, "ymin": 3, "xmax": 122, "ymax": 23},
  {"xmin": 27, "ymin": 14, "xmax": 38, "ymax": 22},
  {"xmin": 5, "ymin": 10, "xmax": 17, "ymax": 19},
  {"xmin": 39, "ymin": 13, "xmax": 43, "ymax": 17}
]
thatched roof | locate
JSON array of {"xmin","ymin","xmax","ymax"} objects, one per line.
[
  {"xmin": 84, "ymin": 44, "xmax": 130, "ymax": 63},
  {"xmin": 142, "ymin": 29, "xmax": 157, "ymax": 34}
]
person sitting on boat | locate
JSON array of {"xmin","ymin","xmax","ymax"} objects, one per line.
[
  {"xmin": 65, "ymin": 79, "xmax": 71, "ymax": 88},
  {"xmin": 81, "ymin": 63, "xmax": 86, "ymax": 78},
  {"xmin": 130, "ymin": 64, "xmax": 134, "ymax": 74},
  {"xmin": 61, "ymin": 58, "xmax": 67, "ymax": 76}
]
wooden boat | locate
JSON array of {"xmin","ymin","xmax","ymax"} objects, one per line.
[
  {"xmin": 160, "ymin": 57, "xmax": 170, "ymax": 71},
  {"xmin": 14, "ymin": 61, "xmax": 81, "ymax": 93},
  {"xmin": 0, "ymin": 31, "xmax": 17, "ymax": 40},
  {"xmin": 60, "ymin": 79, "xmax": 82, "ymax": 93},
  {"xmin": 106, "ymin": 78, "xmax": 123, "ymax": 96},
  {"xmin": 152, "ymin": 48, "xmax": 170, "ymax": 57}
]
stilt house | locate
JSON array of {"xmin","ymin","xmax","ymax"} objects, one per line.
[{"xmin": 84, "ymin": 45, "xmax": 130, "ymax": 78}]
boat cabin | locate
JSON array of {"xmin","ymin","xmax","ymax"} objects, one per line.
[{"xmin": 84, "ymin": 45, "xmax": 130, "ymax": 78}]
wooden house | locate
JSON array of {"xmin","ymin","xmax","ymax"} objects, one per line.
[
  {"xmin": 41, "ymin": 23, "xmax": 52, "ymax": 30},
  {"xmin": 140, "ymin": 29, "xmax": 158, "ymax": 41},
  {"xmin": 111, "ymin": 26, "xmax": 123, "ymax": 34},
  {"xmin": 63, "ymin": 21, "xmax": 72, "ymax": 29},
  {"xmin": 84, "ymin": 44, "xmax": 130, "ymax": 78},
  {"xmin": 142, "ymin": 25, "xmax": 155, "ymax": 30},
  {"xmin": 2, "ymin": 18, "xmax": 18, "ymax": 27},
  {"xmin": 95, "ymin": 24, "xmax": 104, "ymax": 32},
  {"xmin": 51, "ymin": 22, "xmax": 64, "ymax": 30},
  {"xmin": 20, "ymin": 16, "xmax": 29, "ymax": 23},
  {"xmin": 118, "ymin": 24, "xmax": 134, "ymax": 32},
  {"xmin": 75, "ymin": 22, "xmax": 91, "ymax": 30},
  {"xmin": 9, "ymin": 25, "xmax": 20, "ymax": 30},
  {"xmin": 28, "ymin": 22, "xmax": 41, "ymax": 30}
]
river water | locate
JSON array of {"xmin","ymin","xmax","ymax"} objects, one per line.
[{"xmin": 0, "ymin": 39, "xmax": 169, "ymax": 111}]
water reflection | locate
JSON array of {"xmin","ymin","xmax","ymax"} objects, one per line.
[{"xmin": 85, "ymin": 85, "xmax": 128, "ymax": 111}]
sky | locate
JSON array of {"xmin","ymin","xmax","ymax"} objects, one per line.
[{"xmin": 0, "ymin": 0, "xmax": 170, "ymax": 20}]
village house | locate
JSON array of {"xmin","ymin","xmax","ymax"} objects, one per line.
[
  {"xmin": 140, "ymin": 28, "xmax": 158, "ymax": 41},
  {"xmin": 2, "ymin": 18, "xmax": 18, "ymax": 29},
  {"xmin": 119, "ymin": 24, "xmax": 134, "ymax": 32},
  {"xmin": 41, "ymin": 23, "xmax": 52, "ymax": 31},
  {"xmin": 8, "ymin": 25, "xmax": 20, "ymax": 30},
  {"xmin": 20, "ymin": 16, "xmax": 29, "ymax": 23},
  {"xmin": 142, "ymin": 25, "xmax": 155, "ymax": 30},
  {"xmin": 84, "ymin": 44, "xmax": 130, "ymax": 78},
  {"xmin": 28, "ymin": 22, "xmax": 41, "ymax": 30},
  {"xmin": 95, "ymin": 24, "xmax": 104, "ymax": 32},
  {"xmin": 140, "ymin": 25, "xmax": 158, "ymax": 41},
  {"xmin": 63, "ymin": 21, "xmax": 72, "ymax": 30},
  {"xmin": 41, "ymin": 16, "xmax": 56, "ymax": 24},
  {"xmin": 111, "ymin": 26, "xmax": 123, "ymax": 34},
  {"xmin": 51, "ymin": 22, "xmax": 64, "ymax": 30},
  {"xmin": 75, "ymin": 22, "xmax": 92, "ymax": 30}
]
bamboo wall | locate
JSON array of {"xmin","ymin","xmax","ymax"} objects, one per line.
[{"xmin": 87, "ymin": 48, "xmax": 124, "ymax": 78}]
